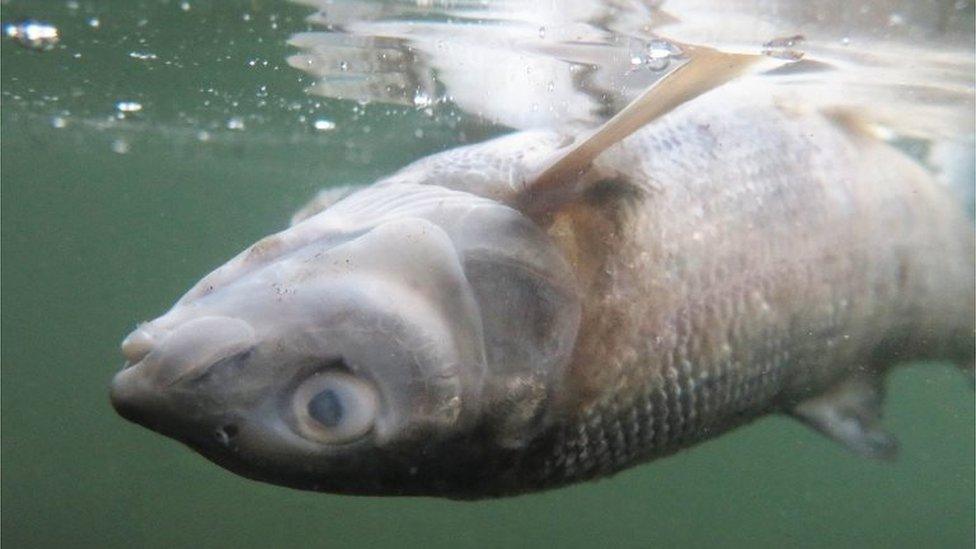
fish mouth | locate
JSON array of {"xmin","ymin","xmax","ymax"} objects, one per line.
[
  {"xmin": 110, "ymin": 362, "xmax": 231, "ymax": 451},
  {"xmin": 109, "ymin": 362, "xmax": 153, "ymax": 426}
]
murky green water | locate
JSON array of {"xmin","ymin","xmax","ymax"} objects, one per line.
[{"xmin": 2, "ymin": 1, "xmax": 973, "ymax": 548}]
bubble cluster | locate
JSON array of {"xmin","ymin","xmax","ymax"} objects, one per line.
[
  {"xmin": 629, "ymin": 39, "xmax": 683, "ymax": 72},
  {"xmin": 762, "ymin": 35, "xmax": 805, "ymax": 61},
  {"xmin": 5, "ymin": 20, "xmax": 59, "ymax": 51}
]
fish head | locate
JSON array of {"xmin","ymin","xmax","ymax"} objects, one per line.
[{"xmin": 110, "ymin": 185, "xmax": 580, "ymax": 496}]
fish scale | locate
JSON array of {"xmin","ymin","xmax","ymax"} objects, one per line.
[
  {"xmin": 543, "ymin": 341, "xmax": 794, "ymax": 490},
  {"xmin": 515, "ymin": 85, "xmax": 960, "ymax": 488}
]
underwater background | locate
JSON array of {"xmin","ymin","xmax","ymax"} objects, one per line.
[{"xmin": 2, "ymin": 1, "xmax": 973, "ymax": 547}]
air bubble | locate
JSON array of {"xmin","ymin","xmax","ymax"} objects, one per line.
[
  {"xmin": 115, "ymin": 101, "xmax": 143, "ymax": 113},
  {"xmin": 111, "ymin": 139, "xmax": 130, "ymax": 154},
  {"xmin": 313, "ymin": 119, "xmax": 336, "ymax": 131},
  {"xmin": 413, "ymin": 91, "xmax": 432, "ymax": 108},
  {"xmin": 762, "ymin": 35, "xmax": 805, "ymax": 61},
  {"xmin": 630, "ymin": 38, "xmax": 682, "ymax": 71},
  {"xmin": 5, "ymin": 20, "xmax": 59, "ymax": 51},
  {"xmin": 226, "ymin": 117, "xmax": 245, "ymax": 130}
]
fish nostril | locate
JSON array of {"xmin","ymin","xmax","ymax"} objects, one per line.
[{"xmin": 214, "ymin": 424, "xmax": 239, "ymax": 447}]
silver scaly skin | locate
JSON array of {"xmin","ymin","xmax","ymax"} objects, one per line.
[
  {"xmin": 387, "ymin": 81, "xmax": 975, "ymax": 494},
  {"xmin": 515, "ymin": 84, "xmax": 974, "ymax": 491}
]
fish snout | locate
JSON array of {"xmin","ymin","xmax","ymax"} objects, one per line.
[
  {"xmin": 121, "ymin": 326, "xmax": 156, "ymax": 363},
  {"xmin": 119, "ymin": 316, "xmax": 256, "ymax": 384},
  {"xmin": 112, "ymin": 316, "xmax": 256, "ymax": 429}
]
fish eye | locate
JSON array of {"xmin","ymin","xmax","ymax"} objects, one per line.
[{"xmin": 292, "ymin": 370, "xmax": 379, "ymax": 444}]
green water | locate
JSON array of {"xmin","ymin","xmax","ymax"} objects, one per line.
[{"xmin": 2, "ymin": 1, "xmax": 973, "ymax": 548}]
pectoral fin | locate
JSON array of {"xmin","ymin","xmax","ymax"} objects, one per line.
[
  {"xmin": 791, "ymin": 372, "xmax": 898, "ymax": 460},
  {"xmin": 517, "ymin": 44, "xmax": 764, "ymax": 219}
]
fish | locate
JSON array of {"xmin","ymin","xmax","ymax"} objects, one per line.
[{"xmin": 110, "ymin": 2, "xmax": 975, "ymax": 499}]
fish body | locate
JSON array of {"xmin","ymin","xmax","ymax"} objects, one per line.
[
  {"xmin": 110, "ymin": 71, "xmax": 973, "ymax": 497},
  {"xmin": 361, "ymin": 81, "xmax": 975, "ymax": 494},
  {"xmin": 514, "ymin": 84, "xmax": 974, "ymax": 491}
]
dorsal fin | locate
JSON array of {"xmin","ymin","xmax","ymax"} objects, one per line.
[{"xmin": 517, "ymin": 45, "xmax": 765, "ymax": 219}]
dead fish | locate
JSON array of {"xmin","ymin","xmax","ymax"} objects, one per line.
[{"xmin": 110, "ymin": 45, "xmax": 974, "ymax": 499}]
